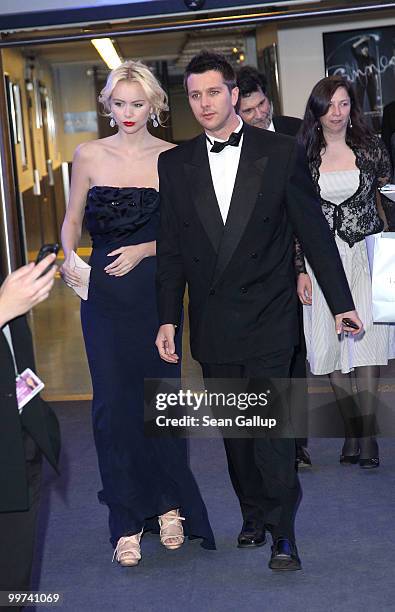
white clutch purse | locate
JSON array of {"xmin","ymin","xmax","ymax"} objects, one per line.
[{"xmin": 68, "ymin": 250, "xmax": 91, "ymax": 301}]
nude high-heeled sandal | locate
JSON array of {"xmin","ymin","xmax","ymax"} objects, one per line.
[
  {"xmin": 112, "ymin": 529, "xmax": 143, "ymax": 566},
  {"xmin": 158, "ymin": 509, "xmax": 185, "ymax": 550}
]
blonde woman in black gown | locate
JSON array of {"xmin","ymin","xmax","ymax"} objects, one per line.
[{"xmin": 61, "ymin": 60, "xmax": 214, "ymax": 566}]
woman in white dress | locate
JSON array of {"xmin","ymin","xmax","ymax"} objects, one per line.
[{"xmin": 297, "ymin": 75, "xmax": 393, "ymax": 468}]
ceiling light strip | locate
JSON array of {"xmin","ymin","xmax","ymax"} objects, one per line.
[
  {"xmin": 91, "ymin": 38, "xmax": 122, "ymax": 69},
  {"xmin": 0, "ymin": 2, "xmax": 394, "ymax": 48}
]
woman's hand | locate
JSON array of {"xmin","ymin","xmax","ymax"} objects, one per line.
[
  {"xmin": 60, "ymin": 254, "xmax": 84, "ymax": 287},
  {"xmin": 104, "ymin": 242, "xmax": 155, "ymax": 277},
  {"xmin": 297, "ymin": 272, "xmax": 312, "ymax": 305},
  {"xmin": 0, "ymin": 256, "xmax": 57, "ymax": 327}
]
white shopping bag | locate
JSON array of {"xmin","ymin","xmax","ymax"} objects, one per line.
[
  {"xmin": 365, "ymin": 232, "xmax": 395, "ymax": 323},
  {"xmin": 379, "ymin": 184, "xmax": 395, "ymax": 203}
]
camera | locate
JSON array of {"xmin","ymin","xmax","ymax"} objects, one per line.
[{"xmin": 184, "ymin": 0, "xmax": 206, "ymax": 10}]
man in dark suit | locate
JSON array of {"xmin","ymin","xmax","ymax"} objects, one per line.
[
  {"xmin": 155, "ymin": 52, "xmax": 362, "ymax": 571},
  {"xmin": 381, "ymin": 101, "xmax": 395, "ymax": 229},
  {"xmin": 236, "ymin": 65, "xmax": 310, "ymax": 469},
  {"xmin": 0, "ymin": 256, "xmax": 60, "ymax": 598},
  {"xmin": 382, "ymin": 100, "xmax": 395, "ymax": 167},
  {"xmin": 235, "ymin": 65, "xmax": 301, "ymax": 136}
]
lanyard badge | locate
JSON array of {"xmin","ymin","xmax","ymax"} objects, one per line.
[{"xmin": 16, "ymin": 368, "xmax": 45, "ymax": 413}]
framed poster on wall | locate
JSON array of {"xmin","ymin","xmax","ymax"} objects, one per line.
[{"xmin": 323, "ymin": 25, "xmax": 395, "ymax": 132}]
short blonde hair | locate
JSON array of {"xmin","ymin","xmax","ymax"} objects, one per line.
[{"xmin": 99, "ymin": 59, "xmax": 169, "ymax": 126}]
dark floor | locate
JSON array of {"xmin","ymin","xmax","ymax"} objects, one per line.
[
  {"xmin": 27, "ymin": 262, "xmax": 395, "ymax": 611},
  {"xmin": 30, "ymin": 401, "xmax": 395, "ymax": 612}
]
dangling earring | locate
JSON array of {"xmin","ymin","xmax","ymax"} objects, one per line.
[
  {"xmin": 348, "ymin": 116, "xmax": 353, "ymax": 129},
  {"xmin": 150, "ymin": 112, "xmax": 159, "ymax": 128},
  {"xmin": 109, "ymin": 116, "xmax": 116, "ymax": 128},
  {"xmin": 316, "ymin": 123, "xmax": 321, "ymax": 131}
]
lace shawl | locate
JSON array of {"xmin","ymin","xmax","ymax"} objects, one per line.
[{"xmin": 295, "ymin": 136, "xmax": 391, "ymax": 274}]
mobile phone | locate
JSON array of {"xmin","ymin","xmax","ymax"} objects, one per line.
[
  {"xmin": 35, "ymin": 243, "xmax": 59, "ymax": 277},
  {"xmin": 342, "ymin": 317, "xmax": 359, "ymax": 330}
]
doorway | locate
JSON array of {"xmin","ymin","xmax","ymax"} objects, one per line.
[{"xmin": 2, "ymin": 27, "xmax": 257, "ymax": 398}]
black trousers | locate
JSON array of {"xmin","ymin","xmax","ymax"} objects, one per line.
[
  {"xmin": 0, "ymin": 432, "xmax": 42, "ymax": 604},
  {"xmin": 201, "ymin": 348, "xmax": 301, "ymax": 542},
  {"xmin": 291, "ymin": 301, "xmax": 308, "ymax": 448}
]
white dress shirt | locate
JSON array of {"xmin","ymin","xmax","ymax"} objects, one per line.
[
  {"xmin": 206, "ymin": 117, "xmax": 244, "ymax": 223},
  {"xmin": 267, "ymin": 120, "xmax": 275, "ymax": 132}
]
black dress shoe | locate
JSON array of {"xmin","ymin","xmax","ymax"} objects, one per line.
[
  {"xmin": 339, "ymin": 452, "xmax": 360, "ymax": 464},
  {"xmin": 359, "ymin": 457, "xmax": 380, "ymax": 469},
  {"xmin": 269, "ymin": 537, "xmax": 301, "ymax": 571},
  {"xmin": 296, "ymin": 446, "xmax": 312, "ymax": 469},
  {"xmin": 237, "ymin": 520, "xmax": 266, "ymax": 548}
]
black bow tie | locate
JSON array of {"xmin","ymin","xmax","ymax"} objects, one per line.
[{"xmin": 209, "ymin": 128, "xmax": 243, "ymax": 153}]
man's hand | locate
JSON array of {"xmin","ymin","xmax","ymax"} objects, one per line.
[
  {"xmin": 297, "ymin": 272, "xmax": 312, "ymax": 305},
  {"xmin": 155, "ymin": 324, "xmax": 179, "ymax": 363},
  {"xmin": 0, "ymin": 255, "xmax": 57, "ymax": 327},
  {"xmin": 335, "ymin": 310, "xmax": 363, "ymax": 336}
]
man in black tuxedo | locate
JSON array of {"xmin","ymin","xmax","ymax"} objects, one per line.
[
  {"xmin": 0, "ymin": 257, "xmax": 60, "ymax": 599},
  {"xmin": 236, "ymin": 65, "xmax": 310, "ymax": 469},
  {"xmin": 155, "ymin": 52, "xmax": 362, "ymax": 571}
]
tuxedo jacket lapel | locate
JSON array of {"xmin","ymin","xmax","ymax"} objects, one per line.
[
  {"xmin": 183, "ymin": 127, "xmax": 268, "ymax": 282},
  {"xmin": 212, "ymin": 126, "xmax": 268, "ymax": 284},
  {"xmin": 184, "ymin": 134, "xmax": 224, "ymax": 253}
]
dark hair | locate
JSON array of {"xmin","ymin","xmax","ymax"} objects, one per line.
[
  {"xmin": 236, "ymin": 65, "xmax": 268, "ymax": 98},
  {"xmin": 184, "ymin": 51, "xmax": 236, "ymax": 92},
  {"xmin": 298, "ymin": 75, "xmax": 373, "ymax": 163}
]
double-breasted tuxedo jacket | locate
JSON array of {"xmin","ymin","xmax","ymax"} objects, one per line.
[
  {"xmin": 0, "ymin": 312, "xmax": 60, "ymax": 513},
  {"xmin": 157, "ymin": 123, "xmax": 354, "ymax": 365}
]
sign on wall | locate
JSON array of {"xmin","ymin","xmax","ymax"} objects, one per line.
[
  {"xmin": 323, "ymin": 25, "xmax": 395, "ymax": 132},
  {"xmin": 63, "ymin": 112, "xmax": 98, "ymax": 133}
]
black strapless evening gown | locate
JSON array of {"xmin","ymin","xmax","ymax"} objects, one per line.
[{"xmin": 81, "ymin": 186, "xmax": 214, "ymax": 549}]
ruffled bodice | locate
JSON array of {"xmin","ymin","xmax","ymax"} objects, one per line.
[{"xmin": 85, "ymin": 186, "xmax": 160, "ymax": 247}]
